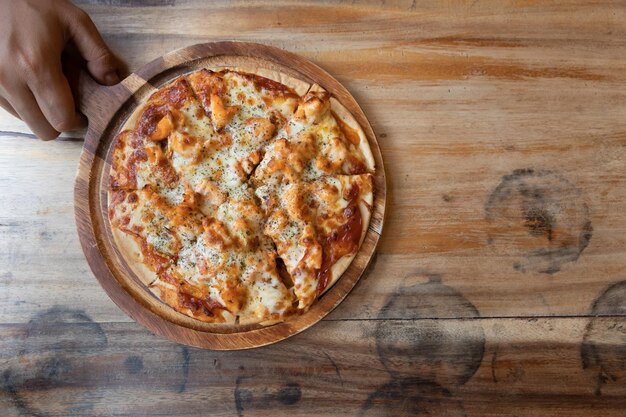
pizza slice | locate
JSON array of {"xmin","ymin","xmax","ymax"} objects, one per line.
[
  {"xmin": 108, "ymin": 185, "xmax": 204, "ymax": 277},
  {"xmin": 254, "ymin": 90, "xmax": 375, "ymax": 185},
  {"xmin": 255, "ymin": 173, "xmax": 373, "ymax": 309},
  {"xmin": 108, "ymin": 182, "xmax": 236, "ymax": 323},
  {"xmin": 188, "ymin": 69, "xmax": 301, "ymax": 126},
  {"xmin": 110, "ymin": 77, "xmax": 202, "ymax": 191},
  {"xmin": 185, "ymin": 70, "xmax": 300, "ymax": 186},
  {"xmin": 149, "ymin": 187, "xmax": 296, "ymax": 323},
  {"xmin": 310, "ymin": 174, "xmax": 373, "ymax": 294}
]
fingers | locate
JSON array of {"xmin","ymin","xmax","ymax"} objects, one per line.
[
  {"xmin": 4, "ymin": 84, "xmax": 60, "ymax": 140},
  {"xmin": 27, "ymin": 59, "xmax": 85, "ymax": 133},
  {"xmin": 64, "ymin": 9, "xmax": 121, "ymax": 86},
  {"xmin": 0, "ymin": 96, "xmax": 19, "ymax": 119}
]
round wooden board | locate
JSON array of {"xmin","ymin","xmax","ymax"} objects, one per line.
[{"xmin": 74, "ymin": 41, "xmax": 386, "ymax": 350}]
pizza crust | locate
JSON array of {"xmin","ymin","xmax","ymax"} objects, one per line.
[
  {"xmin": 111, "ymin": 226, "xmax": 158, "ymax": 287},
  {"xmin": 306, "ymin": 83, "xmax": 375, "ymax": 173},
  {"xmin": 220, "ymin": 66, "xmax": 311, "ymax": 96},
  {"xmin": 308, "ymin": 83, "xmax": 326, "ymax": 94}
]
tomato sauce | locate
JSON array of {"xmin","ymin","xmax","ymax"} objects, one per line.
[
  {"xmin": 151, "ymin": 78, "xmax": 191, "ymax": 108},
  {"xmin": 125, "ymin": 148, "xmax": 147, "ymax": 188},
  {"xmin": 316, "ymin": 184, "xmax": 363, "ymax": 293},
  {"xmin": 239, "ymin": 71, "xmax": 299, "ymax": 98},
  {"xmin": 154, "ymin": 156, "xmax": 178, "ymax": 187},
  {"xmin": 347, "ymin": 155, "xmax": 367, "ymax": 174},
  {"xmin": 178, "ymin": 290, "xmax": 224, "ymax": 317},
  {"xmin": 139, "ymin": 238, "xmax": 171, "ymax": 274},
  {"xmin": 137, "ymin": 105, "xmax": 168, "ymax": 137}
]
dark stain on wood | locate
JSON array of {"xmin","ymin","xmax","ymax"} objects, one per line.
[
  {"xmin": 588, "ymin": 281, "xmax": 626, "ymax": 316},
  {"xmin": 491, "ymin": 351, "xmax": 498, "ymax": 383},
  {"xmin": 490, "ymin": 351, "xmax": 527, "ymax": 384},
  {"xmin": 232, "ymin": 350, "xmax": 342, "ymax": 416},
  {"xmin": 367, "ymin": 271, "xmax": 485, "ymax": 412},
  {"xmin": 485, "ymin": 168, "xmax": 592, "ymax": 274},
  {"xmin": 23, "ymin": 306, "xmax": 108, "ymax": 350},
  {"xmin": 1, "ymin": 307, "xmax": 192, "ymax": 415},
  {"xmin": 581, "ymin": 281, "xmax": 626, "ymax": 396},
  {"xmin": 276, "ymin": 382, "xmax": 302, "ymax": 405},
  {"xmin": 377, "ymin": 270, "xmax": 481, "ymax": 321},
  {"xmin": 2, "ymin": 307, "xmax": 106, "ymax": 417},
  {"xmin": 235, "ymin": 376, "xmax": 302, "ymax": 416},
  {"xmin": 2, "ymin": 370, "xmax": 44, "ymax": 417},
  {"xmin": 178, "ymin": 346, "xmax": 190, "ymax": 393},
  {"xmin": 124, "ymin": 355, "xmax": 144, "ymax": 374},
  {"xmin": 234, "ymin": 375, "xmax": 249, "ymax": 416},
  {"xmin": 523, "ymin": 206, "xmax": 555, "ymax": 241},
  {"xmin": 359, "ymin": 379, "xmax": 467, "ymax": 417},
  {"xmin": 323, "ymin": 351, "xmax": 344, "ymax": 386}
]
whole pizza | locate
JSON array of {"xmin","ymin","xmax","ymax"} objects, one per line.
[{"xmin": 108, "ymin": 67, "xmax": 375, "ymax": 325}]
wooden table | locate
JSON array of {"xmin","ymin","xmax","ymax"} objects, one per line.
[{"xmin": 1, "ymin": 1, "xmax": 625, "ymax": 415}]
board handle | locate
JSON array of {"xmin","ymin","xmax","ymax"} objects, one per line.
[{"xmin": 76, "ymin": 70, "xmax": 113, "ymax": 123}]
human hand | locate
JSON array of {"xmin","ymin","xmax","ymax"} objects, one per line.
[{"xmin": 0, "ymin": 0, "xmax": 123, "ymax": 139}]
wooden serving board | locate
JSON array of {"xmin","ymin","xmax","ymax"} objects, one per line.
[{"xmin": 73, "ymin": 41, "xmax": 386, "ymax": 350}]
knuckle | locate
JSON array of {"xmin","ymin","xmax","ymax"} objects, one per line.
[
  {"xmin": 0, "ymin": 68, "xmax": 8, "ymax": 86},
  {"xmin": 72, "ymin": 8, "xmax": 97, "ymax": 34},
  {"xmin": 100, "ymin": 49, "xmax": 113, "ymax": 63},
  {"xmin": 15, "ymin": 49, "xmax": 43, "ymax": 77},
  {"xmin": 90, "ymin": 46, "xmax": 113, "ymax": 67},
  {"xmin": 73, "ymin": 8, "xmax": 91, "ymax": 25}
]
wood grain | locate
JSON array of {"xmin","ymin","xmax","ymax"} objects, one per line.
[
  {"xmin": 1, "ymin": 0, "xmax": 625, "ymax": 414},
  {"xmin": 0, "ymin": 315, "xmax": 624, "ymax": 416}
]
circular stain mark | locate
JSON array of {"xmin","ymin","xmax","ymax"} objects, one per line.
[
  {"xmin": 2, "ymin": 307, "xmax": 108, "ymax": 417},
  {"xmin": 375, "ymin": 272, "xmax": 485, "ymax": 388},
  {"xmin": 2, "ymin": 307, "xmax": 189, "ymax": 416},
  {"xmin": 485, "ymin": 168, "xmax": 592, "ymax": 274},
  {"xmin": 359, "ymin": 379, "xmax": 466, "ymax": 417},
  {"xmin": 124, "ymin": 356, "xmax": 144, "ymax": 374},
  {"xmin": 581, "ymin": 281, "xmax": 626, "ymax": 395}
]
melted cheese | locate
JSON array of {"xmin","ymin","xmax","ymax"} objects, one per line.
[{"xmin": 108, "ymin": 69, "xmax": 373, "ymax": 323}]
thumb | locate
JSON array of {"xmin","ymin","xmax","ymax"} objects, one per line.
[{"xmin": 64, "ymin": 9, "xmax": 122, "ymax": 86}]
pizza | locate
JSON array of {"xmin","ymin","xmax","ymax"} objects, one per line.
[{"xmin": 108, "ymin": 68, "xmax": 375, "ymax": 325}]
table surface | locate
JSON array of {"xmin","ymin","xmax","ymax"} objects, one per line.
[{"xmin": 1, "ymin": 1, "xmax": 625, "ymax": 416}]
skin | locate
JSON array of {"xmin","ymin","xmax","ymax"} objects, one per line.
[{"xmin": 0, "ymin": 0, "xmax": 124, "ymax": 140}]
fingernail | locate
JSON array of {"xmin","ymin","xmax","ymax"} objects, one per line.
[{"xmin": 104, "ymin": 71, "xmax": 120, "ymax": 85}]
